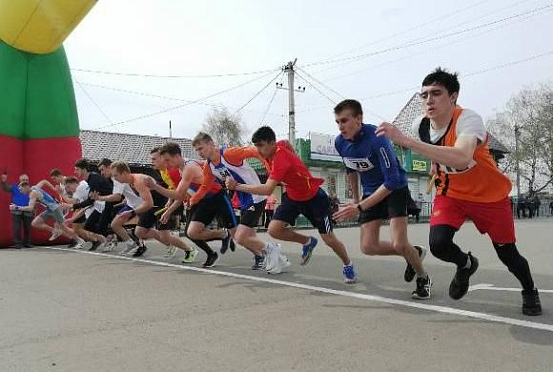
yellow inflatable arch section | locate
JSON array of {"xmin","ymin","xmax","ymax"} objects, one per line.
[{"xmin": 0, "ymin": 0, "xmax": 97, "ymax": 54}]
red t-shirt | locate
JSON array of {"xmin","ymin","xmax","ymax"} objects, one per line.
[{"xmin": 268, "ymin": 140, "xmax": 323, "ymax": 201}]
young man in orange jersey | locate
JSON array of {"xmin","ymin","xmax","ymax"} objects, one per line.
[{"xmin": 376, "ymin": 67, "xmax": 541, "ymax": 315}]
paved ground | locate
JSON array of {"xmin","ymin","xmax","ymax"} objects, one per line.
[{"xmin": 1, "ymin": 219, "xmax": 552, "ymax": 371}]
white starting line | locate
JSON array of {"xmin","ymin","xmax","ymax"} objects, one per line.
[
  {"xmin": 45, "ymin": 246, "xmax": 553, "ymax": 333},
  {"xmin": 469, "ymin": 283, "xmax": 553, "ymax": 293}
]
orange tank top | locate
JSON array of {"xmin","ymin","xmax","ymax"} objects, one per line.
[{"xmin": 420, "ymin": 107, "xmax": 512, "ymax": 203}]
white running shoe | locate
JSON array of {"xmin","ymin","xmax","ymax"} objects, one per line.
[
  {"xmin": 271, "ymin": 251, "xmax": 291, "ymax": 274},
  {"xmin": 263, "ymin": 243, "xmax": 280, "ymax": 273},
  {"xmin": 74, "ymin": 238, "xmax": 86, "ymax": 250},
  {"xmin": 102, "ymin": 241, "xmax": 116, "ymax": 252},
  {"xmin": 120, "ymin": 241, "xmax": 138, "ymax": 255},
  {"xmin": 48, "ymin": 228, "xmax": 62, "ymax": 241},
  {"xmin": 266, "ymin": 244, "xmax": 289, "ymax": 275}
]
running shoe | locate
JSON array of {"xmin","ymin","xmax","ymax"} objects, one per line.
[
  {"xmin": 182, "ymin": 248, "xmax": 198, "ymax": 263},
  {"xmin": 522, "ymin": 288, "xmax": 542, "ymax": 316},
  {"xmin": 343, "ymin": 263, "xmax": 357, "ymax": 284},
  {"xmin": 300, "ymin": 236, "xmax": 318, "ymax": 266},
  {"xmin": 449, "ymin": 253, "xmax": 479, "ymax": 300},
  {"xmin": 48, "ymin": 228, "xmax": 62, "ymax": 241},
  {"xmin": 164, "ymin": 245, "xmax": 177, "ymax": 259},
  {"xmin": 203, "ymin": 252, "xmax": 219, "ymax": 268},
  {"xmin": 252, "ymin": 255, "xmax": 265, "ymax": 270},
  {"xmin": 412, "ymin": 275, "xmax": 433, "ymax": 300}
]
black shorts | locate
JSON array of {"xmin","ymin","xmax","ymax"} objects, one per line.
[
  {"xmin": 240, "ymin": 200, "xmax": 266, "ymax": 228},
  {"xmin": 190, "ymin": 191, "xmax": 238, "ymax": 229},
  {"xmin": 73, "ymin": 214, "xmax": 86, "ymax": 224},
  {"xmin": 272, "ymin": 188, "xmax": 333, "ymax": 234},
  {"xmin": 358, "ymin": 186, "xmax": 409, "ymax": 224},
  {"xmin": 137, "ymin": 206, "xmax": 173, "ymax": 230},
  {"xmin": 84, "ymin": 210, "xmax": 101, "ymax": 233}
]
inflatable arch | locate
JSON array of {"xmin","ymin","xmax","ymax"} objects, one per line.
[{"xmin": 0, "ymin": 0, "xmax": 97, "ymax": 246}]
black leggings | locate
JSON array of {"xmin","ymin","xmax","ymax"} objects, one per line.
[{"xmin": 429, "ymin": 225, "xmax": 535, "ymax": 291}]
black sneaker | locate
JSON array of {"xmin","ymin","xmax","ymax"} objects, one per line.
[
  {"xmin": 203, "ymin": 252, "xmax": 219, "ymax": 268},
  {"xmin": 252, "ymin": 255, "xmax": 265, "ymax": 270},
  {"xmin": 412, "ymin": 275, "xmax": 433, "ymax": 300},
  {"xmin": 230, "ymin": 239, "xmax": 236, "ymax": 252},
  {"xmin": 404, "ymin": 245, "xmax": 426, "ymax": 282},
  {"xmin": 449, "ymin": 253, "xmax": 479, "ymax": 300},
  {"xmin": 220, "ymin": 231, "xmax": 231, "ymax": 254},
  {"xmin": 132, "ymin": 245, "xmax": 148, "ymax": 257},
  {"xmin": 67, "ymin": 240, "xmax": 78, "ymax": 248},
  {"xmin": 23, "ymin": 244, "xmax": 33, "ymax": 248},
  {"xmin": 522, "ymin": 288, "xmax": 542, "ymax": 316},
  {"xmin": 89, "ymin": 240, "xmax": 102, "ymax": 251}
]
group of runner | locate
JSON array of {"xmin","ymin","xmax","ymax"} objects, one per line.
[{"xmin": 10, "ymin": 68, "xmax": 541, "ymax": 316}]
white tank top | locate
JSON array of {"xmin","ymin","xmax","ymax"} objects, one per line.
[{"xmin": 208, "ymin": 147, "xmax": 266, "ymax": 209}]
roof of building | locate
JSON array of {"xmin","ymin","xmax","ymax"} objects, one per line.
[
  {"xmin": 392, "ymin": 93, "xmax": 510, "ymax": 154},
  {"xmin": 80, "ymin": 130, "xmax": 196, "ymax": 165},
  {"xmin": 80, "ymin": 129, "xmax": 267, "ymax": 171}
]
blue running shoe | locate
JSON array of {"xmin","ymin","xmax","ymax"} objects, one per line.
[
  {"xmin": 343, "ymin": 263, "xmax": 357, "ymax": 284},
  {"xmin": 300, "ymin": 236, "xmax": 318, "ymax": 266}
]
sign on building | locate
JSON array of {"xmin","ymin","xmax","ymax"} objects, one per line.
[
  {"xmin": 412, "ymin": 159, "xmax": 428, "ymax": 172},
  {"xmin": 309, "ymin": 132, "xmax": 342, "ymax": 162}
]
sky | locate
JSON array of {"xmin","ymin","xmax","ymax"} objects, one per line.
[{"xmin": 64, "ymin": 0, "xmax": 553, "ymax": 141}]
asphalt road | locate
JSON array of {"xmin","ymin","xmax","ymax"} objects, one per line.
[{"xmin": 1, "ymin": 219, "xmax": 552, "ymax": 371}]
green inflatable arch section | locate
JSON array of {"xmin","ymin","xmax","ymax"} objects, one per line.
[{"xmin": 0, "ymin": 41, "xmax": 79, "ymax": 139}]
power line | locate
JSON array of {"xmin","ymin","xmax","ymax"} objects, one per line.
[
  {"xmin": 324, "ymin": 3, "xmax": 545, "ymax": 83},
  {"xmin": 233, "ymin": 71, "xmax": 284, "ymax": 115},
  {"xmin": 93, "ymin": 70, "xmax": 277, "ymax": 130},
  {"xmin": 300, "ymin": 3, "xmax": 553, "ymax": 69},
  {"xmin": 75, "ymin": 81, "xmax": 285, "ymax": 118},
  {"xmin": 296, "ymin": 67, "xmax": 345, "ymax": 100},
  {"xmin": 296, "ymin": 49, "xmax": 553, "ymax": 114},
  {"xmin": 310, "ymin": 0, "xmax": 492, "ymax": 65},
  {"xmin": 75, "ymin": 81, "xmax": 114, "ymax": 125},
  {"xmin": 295, "ymin": 70, "xmax": 389, "ymax": 121},
  {"xmin": 258, "ymin": 74, "xmax": 284, "ymax": 126},
  {"xmin": 71, "ymin": 66, "xmax": 281, "ymax": 79},
  {"xmin": 294, "ymin": 70, "xmax": 336, "ymax": 104}
]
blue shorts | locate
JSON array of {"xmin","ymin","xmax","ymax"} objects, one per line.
[
  {"xmin": 272, "ymin": 188, "xmax": 333, "ymax": 234},
  {"xmin": 117, "ymin": 205, "xmax": 133, "ymax": 214}
]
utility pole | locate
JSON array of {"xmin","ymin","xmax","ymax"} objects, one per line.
[
  {"xmin": 277, "ymin": 58, "xmax": 305, "ymax": 146},
  {"xmin": 169, "ymin": 120, "xmax": 172, "ymax": 138},
  {"xmin": 514, "ymin": 124, "xmax": 521, "ymax": 200}
]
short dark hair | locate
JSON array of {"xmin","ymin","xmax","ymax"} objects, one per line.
[
  {"xmin": 49, "ymin": 168, "xmax": 62, "ymax": 177},
  {"xmin": 334, "ymin": 99, "xmax": 363, "ymax": 117},
  {"xmin": 75, "ymin": 158, "xmax": 90, "ymax": 171},
  {"xmin": 65, "ymin": 176, "xmax": 79, "ymax": 185},
  {"xmin": 192, "ymin": 132, "xmax": 214, "ymax": 146},
  {"xmin": 98, "ymin": 158, "xmax": 112, "ymax": 168},
  {"xmin": 111, "ymin": 161, "xmax": 131, "ymax": 174},
  {"xmin": 422, "ymin": 67, "xmax": 460, "ymax": 95},
  {"xmin": 160, "ymin": 142, "xmax": 182, "ymax": 156},
  {"xmin": 150, "ymin": 146, "xmax": 161, "ymax": 154},
  {"xmin": 252, "ymin": 126, "xmax": 276, "ymax": 144}
]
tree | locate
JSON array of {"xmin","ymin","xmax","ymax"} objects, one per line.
[
  {"xmin": 201, "ymin": 108, "xmax": 246, "ymax": 146},
  {"xmin": 489, "ymin": 85, "xmax": 553, "ymax": 197}
]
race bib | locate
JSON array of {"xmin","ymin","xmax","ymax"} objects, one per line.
[{"xmin": 343, "ymin": 157, "xmax": 374, "ymax": 172}]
